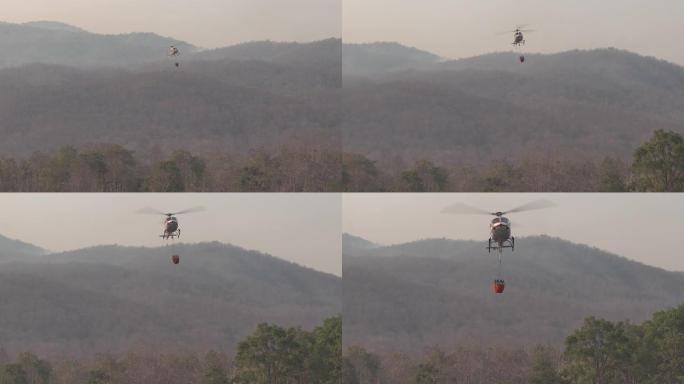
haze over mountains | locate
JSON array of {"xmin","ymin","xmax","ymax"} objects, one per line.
[
  {"xmin": 343, "ymin": 234, "xmax": 684, "ymax": 352},
  {"xmin": 0, "ymin": 234, "xmax": 340, "ymax": 358},
  {"xmin": 0, "ymin": 21, "xmax": 340, "ymax": 157},
  {"xmin": 343, "ymin": 43, "xmax": 684, "ymax": 167},
  {"xmin": 6, "ymin": 19, "xmax": 680, "ymax": 171},
  {"xmin": 0, "ymin": 21, "xmax": 195, "ymax": 68}
]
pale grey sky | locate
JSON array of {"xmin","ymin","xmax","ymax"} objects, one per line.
[
  {"xmin": 344, "ymin": 0, "xmax": 684, "ymax": 65},
  {"xmin": 0, "ymin": 194, "xmax": 341, "ymax": 276},
  {"xmin": 3, "ymin": 0, "xmax": 341, "ymax": 48},
  {"xmin": 343, "ymin": 194, "xmax": 684, "ymax": 272}
]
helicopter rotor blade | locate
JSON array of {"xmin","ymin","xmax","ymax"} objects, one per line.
[
  {"xmin": 503, "ymin": 199, "xmax": 555, "ymax": 215},
  {"xmin": 137, "ymin": 207, "xmax": 167, "ymax": 215},
  {"xmin": 441, "ymin": 203, "xmax": 494, "ymax": 216},
  {"xmin": 173, "ymin": 206, "xmax": 206, "ymax": 215}
]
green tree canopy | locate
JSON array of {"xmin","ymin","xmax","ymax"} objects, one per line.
[
  {"xmin": 632, "ymin": 129, "xmax": 684, "ymax": 191},
  {"xmin": 398, "ymin": 160, "xmax": 448, "ymax": 192}
]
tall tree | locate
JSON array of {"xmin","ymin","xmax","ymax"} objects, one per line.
[
  {"xmin": 234, "ymin": 323, "xmax": 307, "ymax": 384},
  {"xmin": 597, "ymin": 158, "xmax": 628, "ymax": 192},
  {"xmin": 342, "ymin": 153, "xmax": 383, "ymax": 192},
  {"xmin": 146, "ymin": 160, "xmax": 185, "ymax": 192},
  {"xmin": 343, "ymin": 346, "xmax": 381, "ymax": 384},
  {"xmin": 528, "ymin": 346, "xmax": 564, "ymax": 384},
  {"xmin": 564, "ymin": 317, "xmax": 640, "ymax": 384},
  {"xmin": 306, "ymin": 316, "xmax": 342, "ymax": 383},
  {"xmin": 632, "ymin": 129, "xmax": 684, "ymax": 191},
  {"xmin": 201, "ymin": 351, "xmax": 230, "ymax": 384},
  {"xmin": 398, "ymin": 160, "xmax": 448, "ymax": 192},
  {"xmin": 564, "ymin": 317, "xmax": 614, "ymax": 384},
  {"xmin": 641, "ymin": 304, "xmax": 684, "ymax": 382},
  {"xmin": 170, "ymin": 150, "xmax": 207, "ymax": 192}
]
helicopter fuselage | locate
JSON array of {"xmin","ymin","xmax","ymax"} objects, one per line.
[
  {"xmin": 491, "ymin": 222, "xmax": 511, "ymax": 245},
  {"xmin": 162, "ymin": 217, "xmax": 180, "ymax": 239},
  {"xmin": 512, "ymin": 29, "xmax": 526, "ymax": 46},
  {"xmin": 489, "ymin": 216, "xmax": 513, "ymax": 251}
]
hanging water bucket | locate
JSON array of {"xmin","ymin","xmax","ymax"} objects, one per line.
[
  {"xmin": 492, "ymin": 279, "xmax": 505, "ymax": 294},
  {"xmin": 172, "ymin": 255, "xmax": 180, "ymax": 265}
]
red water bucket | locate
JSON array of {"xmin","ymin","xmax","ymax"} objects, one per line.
[
  {"xmin": 519, "ymin": 55, "xmax": 525, "ymax": 63},
  {"xmin": 493, "ymin": 280, "xmax": 505, "ymax": 294},
  {"xmin": 172, "ymin": 255, "xmax": 180, "ymax": 265}
]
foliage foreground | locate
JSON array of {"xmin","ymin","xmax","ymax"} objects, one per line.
[
  {"xmin": 0, "ymin": 316, "xmax": 341, "ymax": 384},
  {"xmin": 344, "ymin": 303, "xmax": 684, "ymax": 383}
]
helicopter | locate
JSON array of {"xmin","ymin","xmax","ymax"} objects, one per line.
[
  {"xmin": 499, "ymin": 25, "xmax": 534, "ymax": 63},
  {"xmin": 500, "ymin": 25, "xmax": 534, "ymax": 46},
  {"xmin": 441, "ymin": 199, "xmax": 554, "ymax": 293},
  {"xmin": 137, "ymin": 206, "xmax": 205, "ymax": 239},
  {"xmin": 168, "ymin": 45, "xmax": 181, "ymax": 68}
]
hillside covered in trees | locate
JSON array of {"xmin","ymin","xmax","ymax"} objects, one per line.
[
  {"xmin": 343, "ymin": 43, "xmax": 684, "ymax": 185},
  {"xmin": 343, "ymin": 235, "xmax": 684, "ymax": 352},
  {"xmin": 3, "ymin": 21, "xmax": 684, "ymax": 191},
  {"xmin": 0, "ymin": 236, "xmax": 340, "ymax": 359},
  {"xmin": 0, "ymin": 127, "xmax": 678, "ymax": 192},
  {"xmin": 343, "ymin": 305, "xmax": 684, "ymax": 384},
  {"xmin": 0, "ymin": 21, "xmax": 341, "ymax": 191},
  {"xmin": 341, "ymin": 129, "xmax": 684, "ymax": 192},
  {"xmin": 0, "ymin": 316, "xmax": 341, "ymax": 384}
]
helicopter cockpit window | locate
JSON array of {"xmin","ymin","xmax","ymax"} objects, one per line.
[
  {"xmin": 491, "ymin": 218, "xmax": 501, "ymax": 224},
  {"xmin": 501, "ymin": 217, "xmax": 510, "ymax": 223}
]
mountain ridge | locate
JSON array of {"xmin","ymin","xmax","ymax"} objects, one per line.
[
  {"xmin": 343, "ymin": 234, "xmax": 684, "ymax": 352},
  {"xmin": 0, "ymin": 38, "xmax": 340, "ymax": 157},
  {"xmin": 0, "ymin": 236, "xmax": 340, "ymax": 358},
  {"xmin": 342, "ymin": 44, "xmax": 684, "ymax": 167}
]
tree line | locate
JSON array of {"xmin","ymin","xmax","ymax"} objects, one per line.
[
  {"xmin": 343, "ymin": 303, "xmax": 684, "ymax": 383},
  {"xmin": 0, "ymin": 316, "xmax": 340, "ymax": 384},
  {"xmin": 343, "ymin": 129, "xmax": 684, "ymax": 192},
  {"xmin": 0, "ymin": 144, "xmax": 341, "ymax": 192},
  {"xmin": 0, "ymin": 129, "xmax": 680, "ymax": 192}
]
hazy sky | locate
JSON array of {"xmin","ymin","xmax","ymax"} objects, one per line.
[
  {"xmin": 2, "ymin": 0, "xmax": 341, "ymax": 48},
  {"xmin": 344, "ymin": 193, "xmax": 684, "ymax": 272},
  {"xmin": 0, "ymin": 194, "xmax": 341, "ymax": 276},
  {"xmin": 344, "ymin": 0, "xmax": 684, "ymax": 65}
]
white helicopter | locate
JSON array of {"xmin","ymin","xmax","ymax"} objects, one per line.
[{"xmin": 442, "ymin": 199, "xmax": 554, "ymax": 293}]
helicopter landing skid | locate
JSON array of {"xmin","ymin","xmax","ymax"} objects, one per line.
[
  {"xmin": 161, "ymin": 231, "xmax": 181, "ymax": 240},
  {"xmin": 487, "ymin": 237, "xmax": 515, "ymax": 252}
]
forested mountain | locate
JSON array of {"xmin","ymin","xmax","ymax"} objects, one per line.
[
  {"xmin": 343, "ymin": 234, "xmax": 684, "ymax": 352},
  {"xmin": 0, "ymin": 21, "xmax": 340, "ymax": 161},
  {"xmin": 0, "ymin": 61, "xmax": 338, "ymax": 157},
  {"xmin": 343, "ymin": 45, "xmax": 684, "ymax": 168},
  {"xmin": 0, "ymin": 239, "xmax": 340, "ymax": 358}
]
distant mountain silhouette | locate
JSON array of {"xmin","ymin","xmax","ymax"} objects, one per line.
[
  {"xmin": 22, "ymin": 21, "xmax": 86, "ymax": 33},
  {"xmin": 0, "ymin": 234, "xmax": 47, "ymax": 259},
  {"xmin": 195, "ymin": 39, "xmax": 340, "ymax": 66},
  {"xmin": 343, "ymin": 42, "xmax": 441, "ymax": 77},
  {"xmin": 343, "ymin": 44, "xmax": 684, "ymax": 166},
  {"xmin": 342, "ymin": 233, "xmax": 381, "ymax": 255},
  {"xmin": 343, "ymin": 234, "xmax": 684, "ymax": 352},
  {"xmin": 0, "ymin": 239, "xmax": 340, "ymax": 358},
  {"xmin": 0, "ymin": 21, "xmax": 195, "ymax": 68}
]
